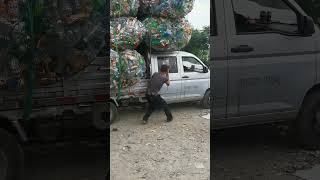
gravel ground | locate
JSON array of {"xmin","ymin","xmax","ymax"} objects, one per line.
[
  {"xmin": 213, "ymin": 125, "xmax": 320, "ymax": 180},
  {"xmin": 110, "ymin": 102, "xmax": 320, "ymax": 180},
  {"xmin": 110, "ymin": 102, "xmax": 210, "ymax": 180}
]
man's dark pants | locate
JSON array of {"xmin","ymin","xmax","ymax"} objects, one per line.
[{"xmin": 143, "ymin": 94, "xmax": 173, "ymax": 121}]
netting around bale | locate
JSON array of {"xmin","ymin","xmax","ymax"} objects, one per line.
[
  {"xmin": 110, "ymin": 49, "xmax": 146, "ymax": 90},
  {"xmin": 111, "ymin": 0, "xmax": 140, "ymax": 17},
  {"xmin": 110, "ymin": 49, "xmax": 121, "ymax": 89},
  {"xmin": 0, "ymin": 0, "xmax": 107, "ymax": 89},
  {"xmin": 143, "ymin": 17, "xmax": 192, "ymax": 51},
  {"xmin": 174, "ymin": 18, "xmax": 192, "ymax": 51},
  {"xmin": 111, "ymin": 17, "xmax": 147, "ymax": 51},
  {"xmin": 140, "ymin": 0, "xmax": 194, "ymax": 18}
]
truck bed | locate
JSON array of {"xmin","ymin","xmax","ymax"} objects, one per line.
[
  {"xmin": 110, "ymin": 79, "xmax": 148, "ymax": 101},
  {"xmin": 0, "ymin": 56, "xmax": 108, "ymax": 112}
]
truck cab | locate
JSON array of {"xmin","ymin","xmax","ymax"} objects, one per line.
[
  {"xmin": 211, "ymin": 0, "xmax": 320, "ymax": 148},
  {"xmin": 150, "ymin": 51, "xmax": 210, "ymax": 107}
]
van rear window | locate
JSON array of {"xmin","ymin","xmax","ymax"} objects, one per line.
[{"xmin": 157, "ymin": 56, "xmax": 178, "ymax": 73}]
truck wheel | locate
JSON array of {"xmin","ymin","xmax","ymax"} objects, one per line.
[
  {"xmin": 201, "ymin": 90, "xmax": 211, "ymax": 109},
  {"xmin": 0, "ymin": 128, "xmax": 24, "ymax": 180},
  {"xmin": 296, "ymin": 91, "xmax": 320, "ymax": 149},
  {"xmin": 108, "ymin": 102, "xmax": 118, "ymax": 124}
]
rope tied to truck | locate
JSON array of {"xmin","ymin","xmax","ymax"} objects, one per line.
[{"xmin": 22, "ymin": 0, "xmax": 42, "ymax": 120}]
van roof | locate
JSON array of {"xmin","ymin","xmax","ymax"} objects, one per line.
[{"xmin": 151, "ymin": 51, "xmax": 195, "ymax": 57}]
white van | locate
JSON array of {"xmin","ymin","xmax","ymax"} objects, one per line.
[
  {"xmin": 211, "ymin": 0, "xmax": 320, "ymax": 148},
  {"xmin": 151, "ymin": 51, "xmax": 210, "ymax": 105},
  {"xmin": 109, "ymin": 51, "xmax": 210, "ymax": 122}
]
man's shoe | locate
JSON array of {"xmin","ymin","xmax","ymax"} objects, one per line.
[
  {"xmin": 142, "ymin": 118, "xmax": 148, "ymax": 124},
  {"xmin": 166, "ymin": 117, "xmax": 173, "ymax": 122}
]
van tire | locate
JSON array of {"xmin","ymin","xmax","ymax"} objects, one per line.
[
  {"xmin": 201, "ymin": 90, "xmax": 210, "ymax": 109},
  {"xmin": 0, "ymin": 128, "xmax": 24, "ymax": 180},
  {"xmin": 108, "ymin": 102, "xmax": 118, "ymax": 124},
  {"xmin": 296, "ymin": 91, "xmax": 320, "ymax": 149}
]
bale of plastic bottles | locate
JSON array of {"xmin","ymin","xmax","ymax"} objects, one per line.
[
  {"xmin": 110, "ymin": 0, "xmax": 140, "ymax": 17},
  {"xmin": 111, "ymin": 17, "xmax": 147, "ymax": 51},
  {"xmin": 0, "ymin": 0, "xmax": 107, "ymax": 89},
  {"xmin": 143, "ymin": 17, "xmax": 192, "ymax": 51},
  {"xmin": 110, "ymin": 49, "xmax": 121, "ymax": 89},
  {"xmin": 140, "ymin": 0, "xmax": 194, "ymax": 18},
  {"xmin": 110, "ymin": 49, "xmax": 146, "ymax": 89}
]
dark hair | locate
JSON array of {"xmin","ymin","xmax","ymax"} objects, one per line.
[{"xmin": 160, "ymin": 64, "xmax": 169, "ymax": 72}]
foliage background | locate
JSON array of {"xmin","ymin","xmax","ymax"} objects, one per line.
[{"xmin": 182, "ymin": 26, "xmax": 210, "ymax": 66}]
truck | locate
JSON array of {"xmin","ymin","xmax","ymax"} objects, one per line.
[
  {"xmin": 109, "ymin": 51, "xmax": 211, "ymax": 123},
  {"xmin": 211, "ymin": 0, "xmax": 320, "ymax": 148},
  {"xmin": 0, "ymin": 1, "xmax": 108, "ymax": 179},
  {"xmin": 0, "ymin": 51, "xmax": 108, "ymax": 180}
]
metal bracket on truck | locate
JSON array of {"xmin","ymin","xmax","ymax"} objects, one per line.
[{"xmin": 109, "ymin": 97, "xmax": 119, "ymax": 107}]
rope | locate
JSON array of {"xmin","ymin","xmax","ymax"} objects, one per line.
[{"xmin": 23, "ymin": 0, "xmax": 37, "ymax": 121}]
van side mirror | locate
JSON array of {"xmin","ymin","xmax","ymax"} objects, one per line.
[
  {"xmin": 203, "ymin": 66, "xmax": 209, "ymax": 73},
  {"xmin": 298, "ymin": 16, "xmax": 315, "ymax": 36}
]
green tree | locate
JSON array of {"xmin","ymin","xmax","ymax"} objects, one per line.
[{"xmin": 183, "ymin": 26, "xmax": 210, "ymax": 66}]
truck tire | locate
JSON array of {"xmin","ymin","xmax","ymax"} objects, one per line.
[
  {"xmin": 201, "ymin": 90, "xmax": 211, "ymax": 109},
  {"xmin": 92, "ymin": 103, "xmax": 108, "ymax": 130},
  {"xmin": 0, "ymin": 128, "xmax": 24, "ymax": 180},
  {"xmin": 108, "ymin": 102, "xmax": 118, "ymax": 124},
  {"xmin": 296, "ymin": 91, "xmax": 320, "ymax": 149}
]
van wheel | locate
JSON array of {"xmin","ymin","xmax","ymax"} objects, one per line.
[
  {"xmin": 296, "ymin": 91, "xmax": 320, "ymax": 149},
  {"xmin": 108, "ymin": 102, "xmax": 118, "ymax": 124},
  {"xmin": 0, "ymin": 128, "xmax": 24, "ymax": 180},
  {"xmin": 201, "ymin": 90, "xmax": 210, "ymax": 109}
]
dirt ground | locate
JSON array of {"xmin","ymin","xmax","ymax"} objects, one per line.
[
  {"xmin": 24, "ymin": 141, "xmax": 106, "ymax": 180},
  {"xmin": 111, "ymin": 102, "xmax": 320, "ymax": 180},
  {"xmin": 213, "ymin": 125, "xmax": 320, "ymax": 180},
  {"xmin": 110, "ymin": 102, "xmax": 210, "ymax": 180}
]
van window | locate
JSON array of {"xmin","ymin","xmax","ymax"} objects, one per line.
[
  {"xmin": 157, "ymin": 56, "xmax": 178, "ymax": 73},
  {"xmin": 232, "ymin": 0, "xmax": 299, "ymax": 34},
  {"xmin": 182, "ymin": 57, "xmax": 204, "ymax": 73},
  {"xmin": 211, "ymin": 0, "xmax": 217, "ymax": 36}
]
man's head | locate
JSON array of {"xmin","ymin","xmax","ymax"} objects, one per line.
[{"xmin": 160, "ymin": 64, "xmax": 169, "ymax": 73}]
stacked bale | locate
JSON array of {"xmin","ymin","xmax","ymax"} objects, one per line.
[
  {"xmin": 140, "ymin": 0, "xmax": 194, "ymax": 51},
  {"xmin": 143, "ymin": 17, "xmax": 192, "ymax": 51},
  {"xmin": 110, "ymin": 0, "xmax": 195, "ymax": 94},
  {"xmin": 110, "ymin": 49, "xmax": 146, "ymax": 89},
  {"xmin": 0, "ymin": 0, "xmax": 106, "ymax": 89},
  {"xmin": 140, "ymin": 0, "xmax": 194, "ymax": 18},
  {"xmin": 110, "ymin": 0, "xmax": 147, "ymax": 90}
]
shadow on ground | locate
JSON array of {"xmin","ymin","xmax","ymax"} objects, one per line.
[{"xmin": 24, "ymin": 141, "xmax": 106, "ymax": 180}]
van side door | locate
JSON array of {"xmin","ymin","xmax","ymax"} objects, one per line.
[
  {"xmin": 151, "ymin": 55, "xmax": 182, "ymax": 103},
  {"xmin": 181, "ymin": 56, "xmax": 209, "ymax": 101},
  {"xmin": 211, "ymin": 0, "xmax": 228, "ymax": 119},
  {"xmin": 225, "ymin": 0, "xmax": 317, "ymax": 117}
]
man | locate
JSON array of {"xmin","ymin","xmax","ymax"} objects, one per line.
[{"xmin": 143, "ymin": 64, "xmax": 173, "ymax": 124}]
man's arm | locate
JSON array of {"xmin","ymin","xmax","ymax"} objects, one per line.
[{"xmin": 164, "ymin": 71, "xmax": 170, "ymax": 86}]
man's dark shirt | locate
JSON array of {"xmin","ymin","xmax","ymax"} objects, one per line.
[{"xmin": 147, "ymin": 72, "xmax": 169, "ymax": 96}]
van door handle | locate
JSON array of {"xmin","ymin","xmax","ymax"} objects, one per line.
[
  {"xmin": 182, "ymin": 76, "xmax": 189, "ymax": 78},
  {"xmin": 231, "ymin": 45, "xmax": 254, "ymax": 53}
]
